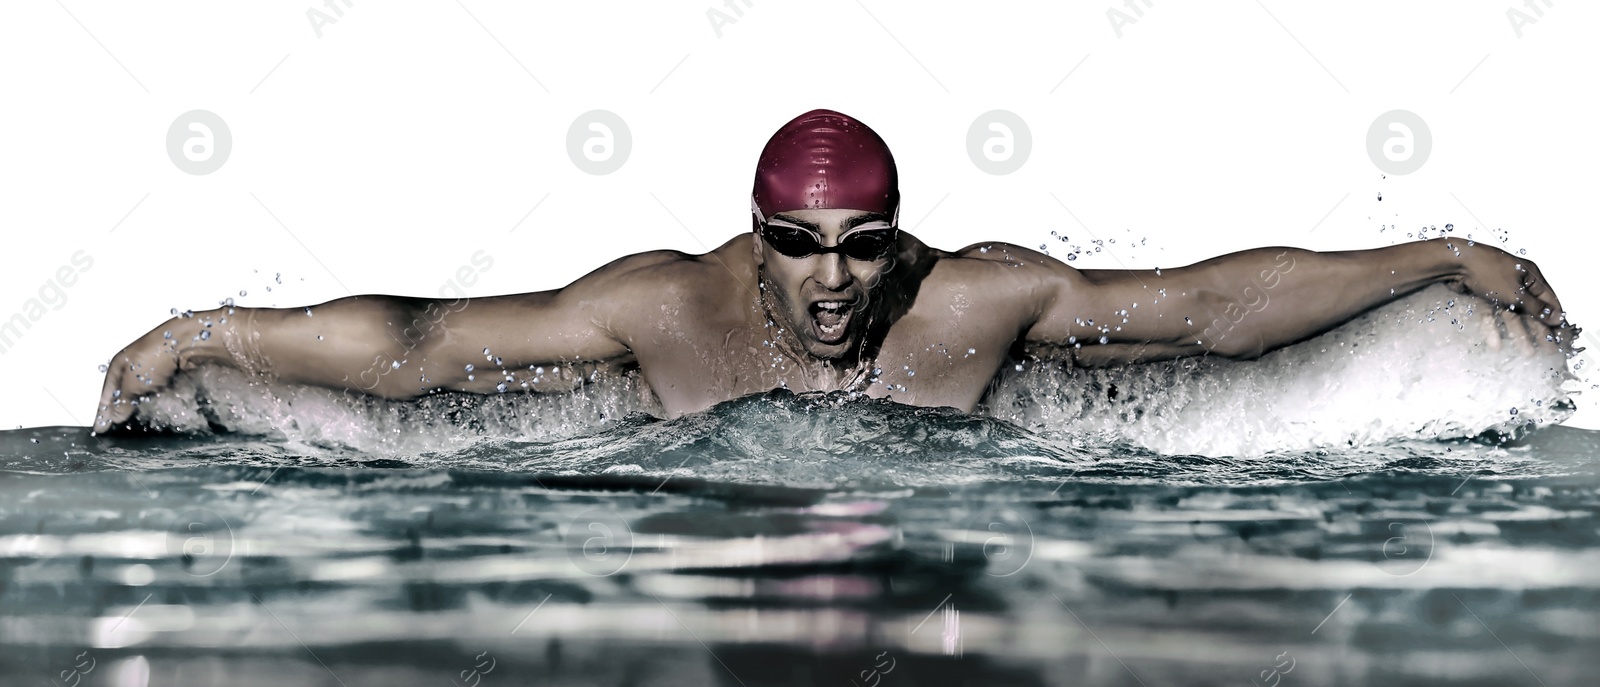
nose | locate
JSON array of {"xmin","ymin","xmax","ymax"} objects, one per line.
[{"xmin": 813, "ymin": 252, "xmax": 852, "ymax": 291}]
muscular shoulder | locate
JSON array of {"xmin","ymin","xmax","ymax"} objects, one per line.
[
  {"xmin": 952, "ymin": 241, "xmax": 1054, "ymax": 265},
  {"xmin": 581, "ymin": 239, "xmax": 748, "ymax": 290},
  {"xmin": 903, "ymin": 241, "xmax": 1074, "ymax": 327},
  {"xmin": 574, "ymin": 237, "xmax": 756, "ymax": 325},
  {"xmin": 945, "ymin": 241, "xmax": 1075, "ymax": 290}
]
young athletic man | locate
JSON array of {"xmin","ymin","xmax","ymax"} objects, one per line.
[{"xmin": 93, "ymin": 109, "xmax": 1568, "ymax": 429}]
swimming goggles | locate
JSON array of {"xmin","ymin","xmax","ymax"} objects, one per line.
[{"xmin": 758, "ymin": 219, "xmax": 898, "ymax": 261}]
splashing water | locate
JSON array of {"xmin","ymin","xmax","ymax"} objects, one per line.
[
  {"xmin": 985, "ymin": 285, "xmax": 1574, "ymax": 457},
  {"xmin": 117, "ymin": 286, "xmax": 1577, "ymax": 463},
  {"xmin": 4, "ymin": 289, "xmax": 1596, "ymax": 686}
]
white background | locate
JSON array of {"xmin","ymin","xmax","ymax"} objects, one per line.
[{"xmin": 2, "ymin": 1, "xmax": 1596, "ymax": 429}]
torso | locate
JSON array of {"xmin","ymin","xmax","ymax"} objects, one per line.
[{"xmin": 607, "ymin": 234, "xmax": 1043, "ymax": 418}]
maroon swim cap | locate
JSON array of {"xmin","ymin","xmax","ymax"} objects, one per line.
[{"xmin": 751, "ymin": 109, "xmax": 900, "ymax": 230}]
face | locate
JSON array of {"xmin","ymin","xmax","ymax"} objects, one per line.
[{"xmin": 753, "ymin": 208, "xmax": 899, "ymax": 359}]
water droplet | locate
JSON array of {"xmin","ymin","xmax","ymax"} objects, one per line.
[
  {"xmin": 239, "ymin": 290, "xmax": 247, "ymax": 296},
  {"xmin": 465, "ymin": 364, "xmax": 475, "ymax": 372},
  {"xmin": 198, "ymin": 330, "xmax": 211, "ymax": 340}
]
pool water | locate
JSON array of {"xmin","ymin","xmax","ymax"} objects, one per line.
[
  {"xmin": 2, "ymin": 288, "xmax": 1597, "ymax": 686},
  {"xmin": 2, "ymin": 391, "xmax": 1598, "ymax": 687}
]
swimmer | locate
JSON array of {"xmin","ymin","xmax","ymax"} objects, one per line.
[{"xmin": 93, "ymin": 109, "xmax": 1571, "ymax": 428}]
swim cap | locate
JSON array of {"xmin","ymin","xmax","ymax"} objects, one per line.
[{"xmin": 751, "ymin": 109, "xmax": 900, "ymax": 231}]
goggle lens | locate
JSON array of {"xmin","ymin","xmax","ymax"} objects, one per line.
[{"xmin": 761, "ymin": 224, "xmax": 896, "ymax": 261}]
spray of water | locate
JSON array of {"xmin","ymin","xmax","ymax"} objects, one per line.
[{"xmin": 125, "ymin": 286, "xmax": 1574, "ymax": 461}]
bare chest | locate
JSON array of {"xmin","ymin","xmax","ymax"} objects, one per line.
[{"xmin": 628, "ymin": 289, "xmax": 1023, "ymax": 417}]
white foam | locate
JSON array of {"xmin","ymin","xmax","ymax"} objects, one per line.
[
  {"xmin": 133, "ymin": 365, "xmax": 661, "ymax": 454},
  {"xmin": 983, "ymin": 285, "xmax": 1576, "ymax": 456}
]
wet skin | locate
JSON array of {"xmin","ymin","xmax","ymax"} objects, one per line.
[{"xmin": 95, "ymin": 209, "xmax": 1571, "ymax": 426}]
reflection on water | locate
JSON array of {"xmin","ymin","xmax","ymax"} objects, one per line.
[{"xmin": 1, "ymin": 409, "xmax": 1598, "ymax": 686}]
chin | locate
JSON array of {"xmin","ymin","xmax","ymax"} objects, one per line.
[
  {"xmin": 802, "ymin": 335, "xmax": 857, "ymax": 359},
  {"xmin": 806, "ymin": 344, "xmax": 851, "ymax": 359}
]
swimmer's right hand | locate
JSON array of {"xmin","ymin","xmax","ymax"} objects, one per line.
[{"xmin": 93, "ymin": 315, "xmax": 207, "ymax": 431}]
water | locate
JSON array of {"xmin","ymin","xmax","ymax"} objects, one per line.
[{"xmin": 2, "ymin": 287, "xmax": 1597, "ymax": 686}]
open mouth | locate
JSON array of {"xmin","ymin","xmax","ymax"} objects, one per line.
[{"xmin": 809, "ymin": 300, "xmax": 854, "ymax": 345}]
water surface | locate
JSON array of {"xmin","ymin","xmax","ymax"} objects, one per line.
[{"xmin": 2, "ymin": 288, "xmax": 1596, "ymax": 686}]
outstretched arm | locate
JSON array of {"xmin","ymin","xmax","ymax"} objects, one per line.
[
  {"xmin": 93, "ymin": 251, "xmax": 678, "ymax": 430},
  {"xmin": 1024, "ymin": 238, "xmax": 1567, "ymax": 366}
]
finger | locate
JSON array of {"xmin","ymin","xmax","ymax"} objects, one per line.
[
  {"xmin": 1524, "ymin": 262, "xmax": 1564, "ymax": 327},
  {"xmin": 1516, "ymin": 312, "xmax": 1542, "ymax": 350},
  {"xmin": 93, "ymin": 356, "xmax": 126, "ymax": 430},
  {"xmin": 1500, "ymin": 309, "xmax": 1532, "ymax": 355},
  {"xmin": 1482, "ymin": 309, "xmax": 1502, "ymax": 352},
  {"xmin": 1524, "ymin": 313, "xmax": 1549, "ymax": 350},
  {"xmin": 93, "ymin": 363, "xmax": 116, "ymax": 429},
  {"xmin": 111, "ymin": 360, "xmax": 141, "ymax": 426}
]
